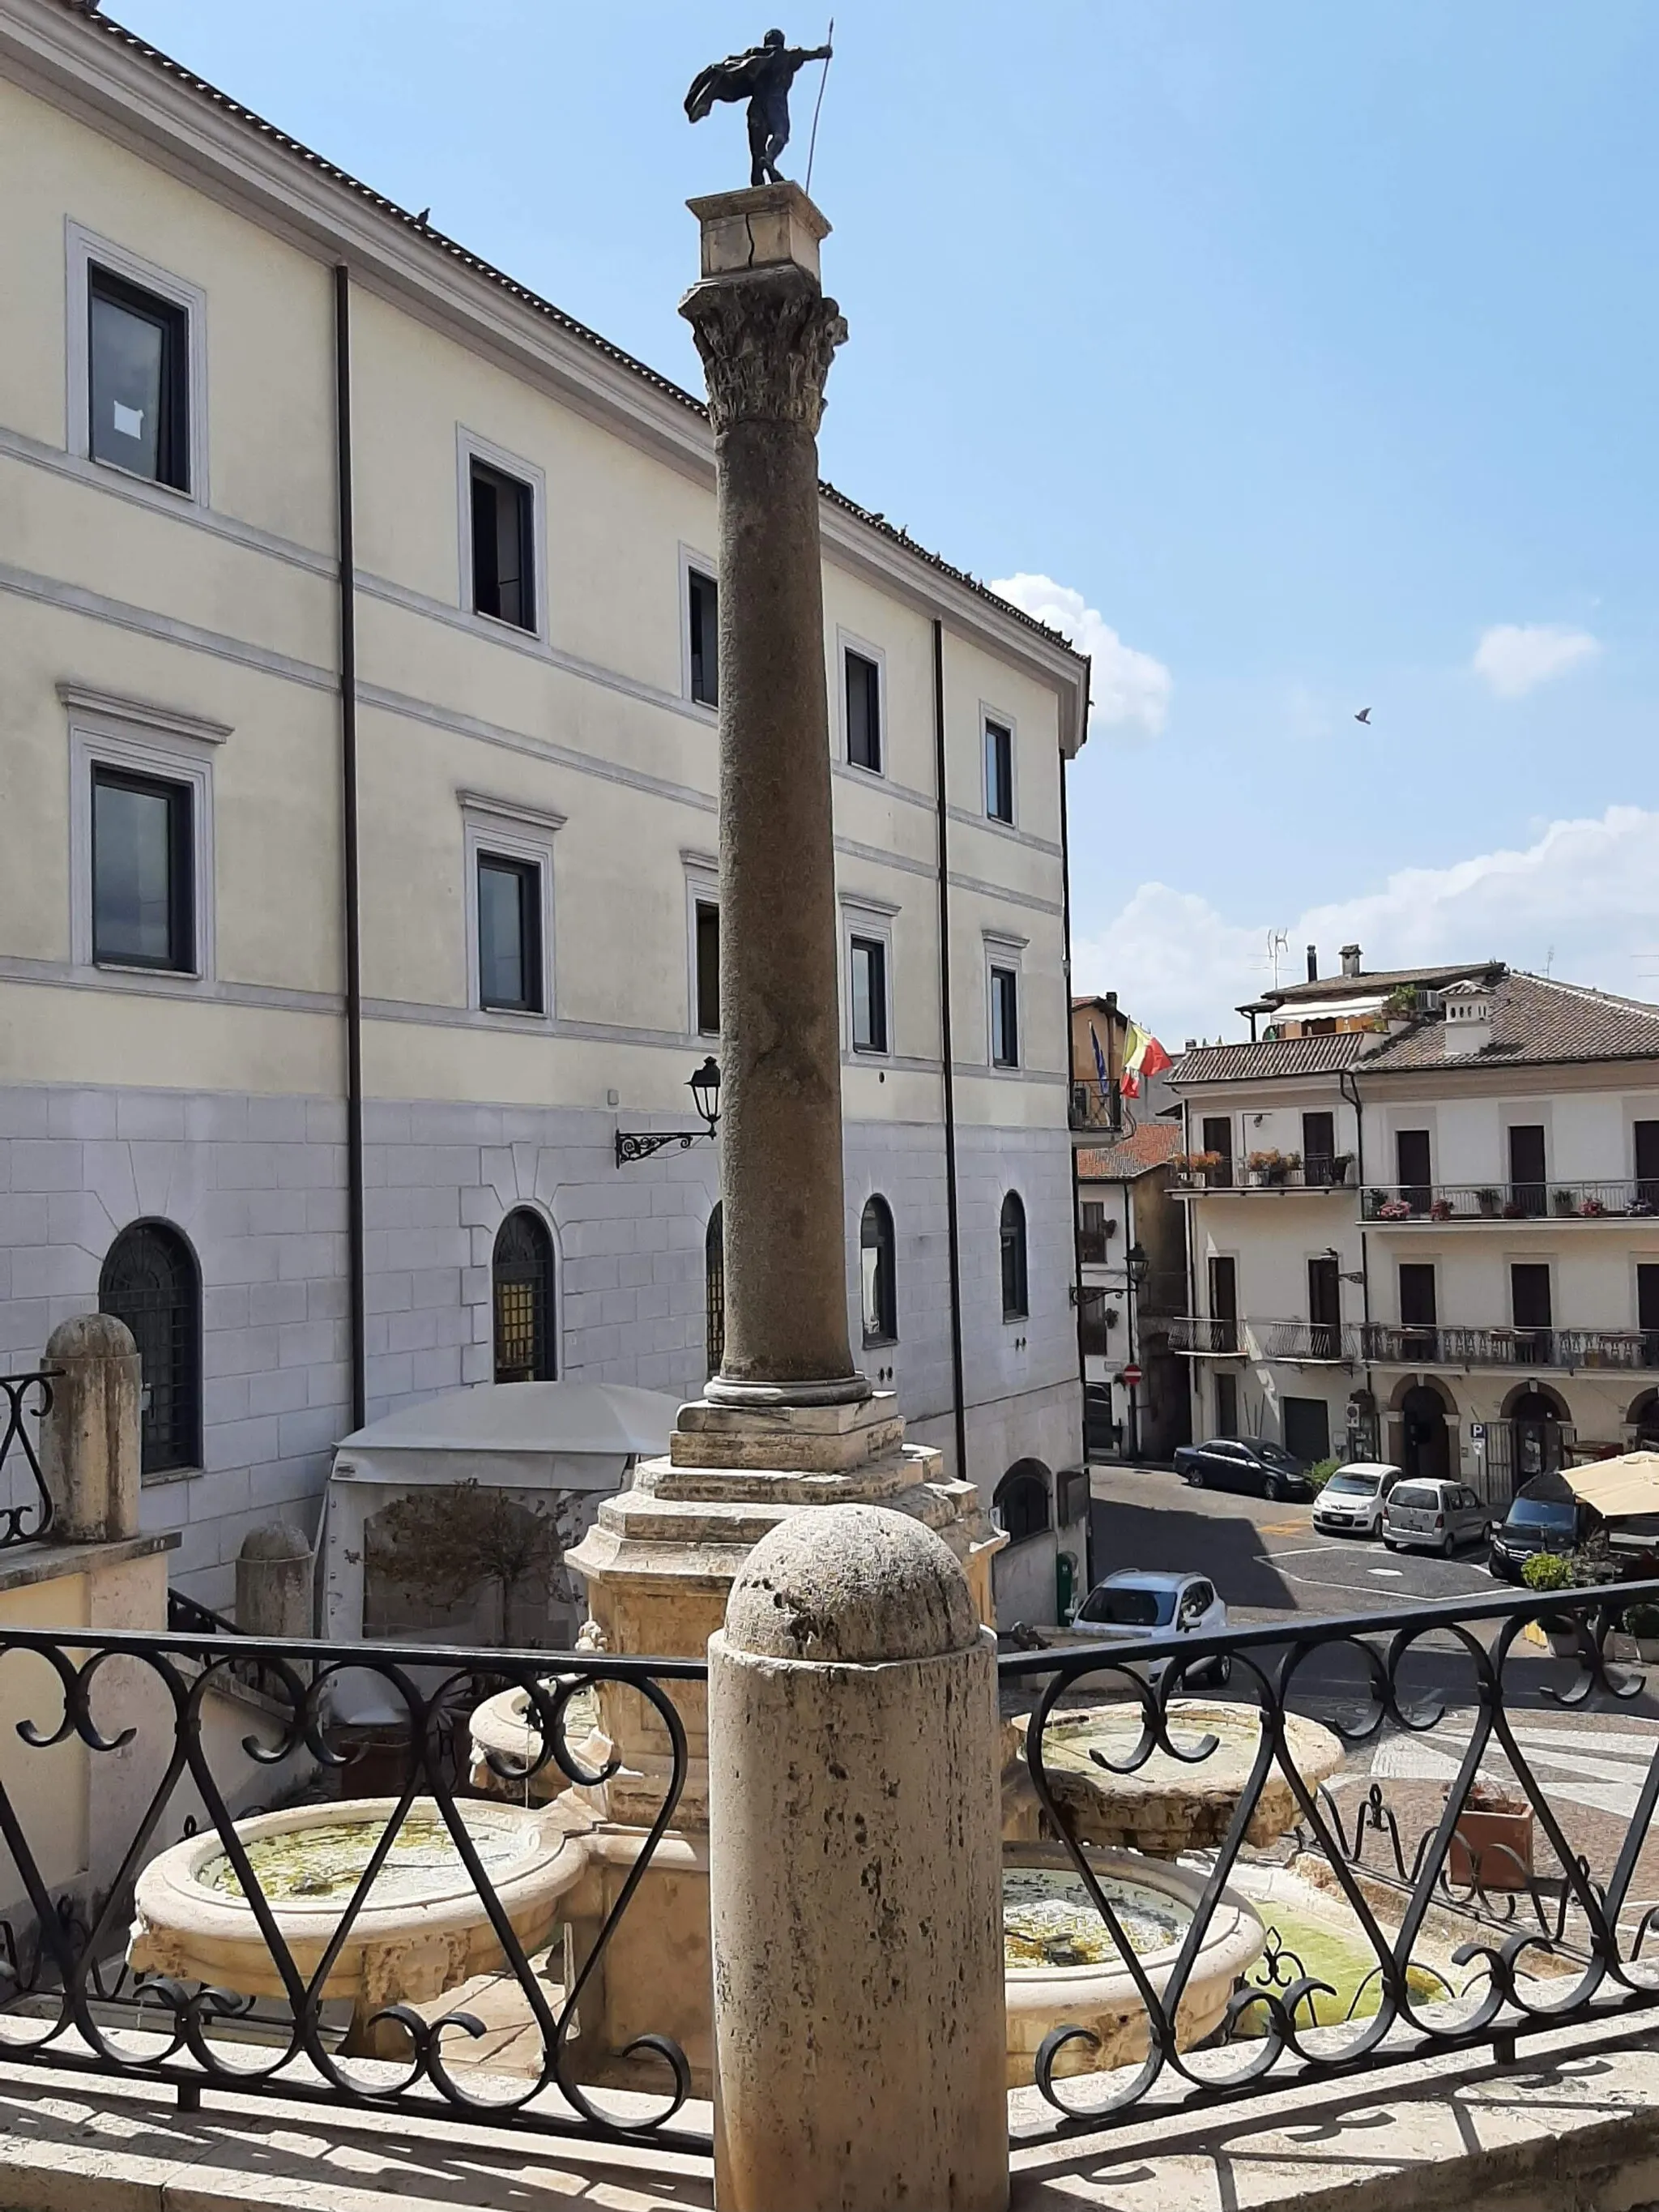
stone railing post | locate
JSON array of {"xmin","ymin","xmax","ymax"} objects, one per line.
[
  {"xmin": 39, "ymin": 1313, "xmax": 141, "ymax": 1543},
  {"xmin": 708, "ymin": 1504, "xmax": 1008, "ymax": 2212},
  {"xmin": 236, "ymin": 1522, "xmax": 313, "ymax": 1638}
]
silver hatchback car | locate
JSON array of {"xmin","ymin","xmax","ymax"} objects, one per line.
[{"xmin": 1382, "ymin": 1478, "xmax": 1495, "ymax": 1557}]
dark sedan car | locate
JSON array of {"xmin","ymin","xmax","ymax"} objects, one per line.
[{"xmin": 1174, "ymin": 1437, "xmax": 1315, "ymax": 1503}]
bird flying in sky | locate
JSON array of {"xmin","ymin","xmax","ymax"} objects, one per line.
[{"xmin": 1354, "ymin": 707, "xmax": 1372, "ymax": 724}]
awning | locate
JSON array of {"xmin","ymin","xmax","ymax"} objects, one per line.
[
  {"xmin": 1563, "ymin": 1451, "xmax": 1659, "ymax": 1520},
  {"xmin": 331, "ymin": 1379, "xmax": 681, "ymax": 1485}
]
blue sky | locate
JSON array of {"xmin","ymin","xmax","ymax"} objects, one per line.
[{"xmin": 113, "ymin": 1, "xmax": 1659, "ymax": 1041}]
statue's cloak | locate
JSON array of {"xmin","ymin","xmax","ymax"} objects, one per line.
[{"xmin": 684, "ymin": 49, "xmax": 769, "ymax": 124}]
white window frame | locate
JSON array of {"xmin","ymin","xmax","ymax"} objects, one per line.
[
  {"xmin": 683, "ymin": 848, "xmax": 721, "ymax": 1039},
  {"xmin": 841, "ymin": 894, "xmax": 898, "ymax": 1062},
  {"xmin": 983, "ymin": 929, "xmax": 1028, "ymax": 1070},
  {"xmin": 64, "ymin": 684, "xmax": 227, "ymax": 984},
  {"xmin": 459, "ymin": 791, "xmax": 562, "ymax": 1023},
  {"xmin": 981, "ymin": 703, "xmax": 1019, "ymax": 829},
  {"xmin": 457, "ymin": 428, "xmax": 548, "ymax": 644},
  {"xmin": 837, "ymin": 628, "xmax": 888, "ymax": 778},
  {"xmin": 680, "ymin": 545, "xmax": 720, "ymax": 713},
  {"xmin": 66, "ymin": 221, "xmax": 210, "ymax": 510}
]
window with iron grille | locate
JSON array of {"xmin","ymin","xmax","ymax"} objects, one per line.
[
  {"xmin": 99, "ymin": 1220, "xmax": 199, "ymax": 1475},
  {"xmin": 493, "ymin": 1210, "xmax": 555, "ymax": 1384},
  {"xmin": 1000, "ymin": 1191, "xmax": 1029, "ymax": 1320},
  {"xmin": 706, "ymin": 1203, "xmax": 725, "ymax": 1376}
]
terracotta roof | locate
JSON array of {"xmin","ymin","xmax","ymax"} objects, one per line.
[
  {"xmin": 57, "ymin": 3, "xmax": 1085, "ymax": 673},
  {"xmin": 1166, "ymin": 1036, "xmax": 1367, "ymax": 1087},
  {"xmin": 1076, "ymin": 1122, "xmax": 1185, "ymax": 1180},
  {"xmin": 1360, "ymin": 972, "xmax": 1659, "ymax": 1074},
  {"xmin": 1266, "ymin": 961, "xmax": 1500, "ymax": 1006}
]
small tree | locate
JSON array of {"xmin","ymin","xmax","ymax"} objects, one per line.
[{"xmin": 370, "ymin": 1480, "xmax": 574, "ymax": 1645}]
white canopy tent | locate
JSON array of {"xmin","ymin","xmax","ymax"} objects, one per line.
[{"xmin": 319, "ymin": 1381, "xmax": 680, "ymax": 1727}]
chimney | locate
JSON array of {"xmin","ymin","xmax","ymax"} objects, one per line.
[
  {"xmin": 1341, "ymin": 943, "xmax": 1363, "ymax": 979},
  {"xmin": 1306, "ymin": 945, "xmax": 1318, "ymax": 983},
  {"xmin": 1441, "ymin": 982, "xmax": 1492, "ymax": 1059}
]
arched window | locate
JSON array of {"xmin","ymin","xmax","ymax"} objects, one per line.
[
  {"xmin": 1000, "ymin": 1192, "xmax": 1029, "ymax": 1321},
  {"xmin": 860, "ymin": 1196, "xmax": 897, "ymax": 1346},
  {"xmin": 706, "ymin": 1202, "xmax": 725, "ymax": 1377},
  {"xmin": 995, "ymin": 1460, "xmax": 1051, "ymax": 1544},
  {"xmin": 100, "ymin": 1220, "xmax": 199, "ymax": 1475},
  {"xmin": 493, "ymin": 1210, "xmax": 555, "ymax": 1384}
]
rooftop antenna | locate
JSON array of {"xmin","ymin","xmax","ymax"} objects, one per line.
[
  {"xmin": 804, "ymin": 19, "xmax": 834, "ymax": 198},
  {"xmin": 1265, "ymin": 929, "xmax": 1288, "ymax": 989}
]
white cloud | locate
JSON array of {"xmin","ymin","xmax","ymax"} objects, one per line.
[
  {"xmin": 1073, "ymin": 805, "xmax": 1659, "ymax": 1046},
  {"xmin": 1472, "ymin": 622, "xmax": 1600, "ymax": 698},
  {"xmin": 989, "ymin": 572, "xmax": 1172, "ymax": 739}
]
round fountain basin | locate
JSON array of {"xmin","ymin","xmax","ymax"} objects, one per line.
[
  {"xmin": 469, "ymin": 1682, "xmax": 605, "ymax": 1804},
  {"xmin": 130, "ymin": 1797, "xmax": 586, "ymax": 2008},
  {"xmin": 1004, "ymin": 1699, "xmax": 1345, "ymax": 1856},
  {"xmin": 1002, "ymin": 1844, "xmax": 1265, "ymax": 2088}
]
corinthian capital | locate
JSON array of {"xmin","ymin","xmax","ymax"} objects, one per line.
[{"xmin": 680, "ymin": 267, "xmax": 848, "ymax": 436}]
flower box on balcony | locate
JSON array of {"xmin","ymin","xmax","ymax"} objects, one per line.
[
  {"xmin": 1579, "ymin": 1197, "xmax": 1607, "ymax": 1218},
  {"xmin": 1377, "ymin": 1198, "xmax": 1413, "ymax": 1221},
  {"xmin": 1449, "ymin": 1786, "xmax": 1533, "ymax": 1892},
  {"xmin": 1430, "ymin": 1198, "xmax": 1454, "ymax": 1221}
]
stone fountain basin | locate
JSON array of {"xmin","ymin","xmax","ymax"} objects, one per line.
[
  {"xmin": 130, "ymin": 1797, "xmax": 586, "ymax": 2009},
  {"xmin": 1003, "ymin": 1843, "xmax": 1265, "ymax": 2088},
  {"xmin": 1004, "ymin": 1699, "xmax": 1345, "ymax": 1856}
]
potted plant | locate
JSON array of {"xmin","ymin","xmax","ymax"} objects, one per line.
[
  {"xmin": 1378, "ymin": 1198, "xmax": 1413, "ymax": 1222},
  {"xmin": 1521, "ymin": 1549, "xmax": 1603, "ymax": 1662},
  {"xmin": 1552, "ymin": 1188, "xmax": 1576, "ymax": 1217},
  {"xmin": 1430, "ymin": 1197, "xmax": 1454, "ymax": 1221},
  {"xmin": 1502, "ymin": 1198, "xmax": 1527, "ymax": 1219},
  {"xmin": 1193, "ymin": 1149, "xmax": 1224, "ymax": 1186},
  {"xmin": 1624, "ymin": 1601, "xmax": 1659, "ymax": 1663},
  {"xmin": 1579, "ymin": 1195, "xmax": 1606, "ymax": 1218},
  {"xmin": 1450, "ymin": 1782, "xmax": 1534, "ymax": 1892},
  {"xmin": 1277, "ymin": 1151, "xmax": 1302, "ymax": 1187},
  {"xmin": 1327, "ymin": 1154, "xmax": 1353, "ymax": 1187},
  {"xmin": 1245, "ymin": 1150, "xmax": 1278, "ymax": 1189},
  {"xmin": 1476, "ymin": 1188, "xmax": 1500, "ymax": 1217}
]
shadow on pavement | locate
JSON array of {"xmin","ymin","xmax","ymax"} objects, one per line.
[{"xmin": 1090, "ymin": 1495, "xmax": 1298, "ymax": 1612}]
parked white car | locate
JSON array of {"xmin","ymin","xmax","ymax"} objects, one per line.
[
  {"xmin": 1073, "ymin": 1569, "xmax": 1232, "ymax": 1686},
  {"xmin": 1312, "ymin": 1462, "xmax": 1404, "ymax": 1539},
  {"xmin": 1382, "ymin": 1478, "xmax": 1497, "ymax": 1557}
]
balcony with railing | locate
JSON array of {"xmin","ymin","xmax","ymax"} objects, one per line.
[
  {"xmin": 1360, "ymin": 1322, "xmax": 1659, "ymax": 1372},
  {"xmin": 1169, "ymin": 1314, "xmax": 1357, "ymax": 1364},
  {"xmin": 1171, "ymin": 1153, "xmax": 1356, "ymax": 1195},
  {"xmin": 1363, "ymin": 1178, "xmax": 1659, "ymax": 1223}
]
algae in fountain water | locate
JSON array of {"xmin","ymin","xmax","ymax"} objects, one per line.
[
  {"xmin": 1003, "ymin": 1867, "xmax": 1188, "ymax": 1970},
  {"xmin": 198, "ymin": 1808, "xmax": 525, "ymax": 1907}
]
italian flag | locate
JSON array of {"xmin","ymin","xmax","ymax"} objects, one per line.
[{"xmin": 1121, "ymin": 1021, "xmax": 1172, "ymax": 1098}]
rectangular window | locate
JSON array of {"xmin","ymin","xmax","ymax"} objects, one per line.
[
  {"xmin": 91, "ymin": 766, "xmax": 193, "ymax": 970},
  {"xmin": 689, "ymin": 568, "xmax": 719, "ymax": 707},
  {"xmin": 695, "ymin": 899, "xmax": 721, "ymax": 1035},
  {"xmin": 1303, "ymin": 1111, "xmax": 1336, "ymax": 1184},
  {"xmin": 985, "ymin": 718, "xmax": 1014, "ymax": 823},
  {"xmin": 477, "ymin": 854, "xmax": 543, "ymax": 1012},
  {"xmin": 1508, "ymin": 1125, "xmax": 1546, "ymax": 1217},
  {"xmin": 470, "ymin": 459, "xmax": 536, "ymax": 631},
  {"xmin": 1511, "ymin": 1263, "xmax": 1553, "ymax": 1363},
  {"xmin": 845, "ymin": 649, "xmax": 882, "ymax": 772},
  {"xmin": 1208, "ymin": 1253, "xmax": 1238, "ymax": 1354},
  {"xmin": 1397, "ymin": 1128, "xmax": 1431, "ymax": 1211},
  {"xmin": 850, "ymin": 935, "xmax": 888, "ymax": 1054},
  {"xmin": 990, "ymin": 964, "xmax": 1020, "ymax": 1067},
  {"xmin": 1399, "ymin": 1263, "xmax": 1437, "ymax": 1326},
  {"xmin": 88, "ymin": 266, "xmax": 190, "ymax": 492},
  {"xmin": 1307, "ymin": 1256, "xmax": 1340, "ymax": 1357},
  {"xmin": 1636, "ymin": 1121, "xmax": 1659, "ymax": 1206},
  {"xmin": 1202, "ymin": 1115, "xmax": 1235, "ymax": 1185},
  {"xmin": 1214, "ymin": 1371, "xmax": 1239, "ymax": 1439}
]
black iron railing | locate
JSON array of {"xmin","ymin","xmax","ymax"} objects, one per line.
[
  {"xmin": 0, "ymin": 1372, "xmax": 57, "ymax": 1550},
  {"xmin": 1002, "ymin": 1580, "xmax": 1659, "ymax": 2142},
  {"xmin": 0, "ymin": 1626, "xmax": 706, "ymax": 2152},
  {"xmin": 1359, "ymin": 1322, "xmax": 1659, "ymax": 1372},
  {"xmin": 1364, "ymin": 1180, "xmax": 1657, "ymax": 1223}
]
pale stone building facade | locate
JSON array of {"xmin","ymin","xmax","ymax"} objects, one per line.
[
  {"xmin": 1166, "ymin": 954, "xmax": 1659, "ymax": 1500},
  {"xmin": 0, "ymin": 0, "xmax": 1089, "ymax": 1608}
]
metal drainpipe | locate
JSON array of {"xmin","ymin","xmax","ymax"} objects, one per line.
[
  {"xmin": 1182, "ymin": 1093, "xmax": 1197, "ymax": 1431},
  {"xmin": 931, "ymin": 621, "xmax": 967, "ymax": 1487},
  {"xmin": 335, "ymin": 267, "xmax": 366, "ymax": 1433},
  {"xmin": 1058, "ymin": 686, "xmax": 1091, "ymax": 1497},
  {"xmin": 1341, "ymin": 1064, "xmax": 1371, "ymax": 1450}
]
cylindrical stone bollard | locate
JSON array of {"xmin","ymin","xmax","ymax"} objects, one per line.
[
  {"xmin": 236, "ymin": 1522, "xmax": 313, "ymax": 1638},
  {"xmin": 709, "ymin": 1503, "xmax": 1008, "ymax": 2212},
  {"xmin": 39, "ymin": 1313, "xmax": 141, "ymax": 1543}
]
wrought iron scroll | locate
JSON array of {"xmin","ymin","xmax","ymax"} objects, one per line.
[
  {"xmin": 0, "ymin": 1625, "xmax": 707, "ymax": 2154},
  {"xmin": 1003, "ymin": 1578, "xmax": 1659, "ymax": 2141},
  {"xmin": 0, "ymin": 1372, "xmax": 57, "ymax": 1551}
]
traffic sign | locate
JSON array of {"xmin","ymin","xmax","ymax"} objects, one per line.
[
  {"xmin": 1120, "ymin": 1364, "xmax": 1142, "ymax": 1387},
  {"xmin": 1469, "ymin": 1421, "xmax": 1486, "ymax": 1444}
]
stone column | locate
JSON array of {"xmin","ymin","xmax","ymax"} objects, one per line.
[
  {"xmin": 39, "ymin": 1313, "xmax": 140, "ymax": 1544},
  {"xmin": 236, "ymin": 1522, "xmax": 313, "ymax": 1638},
  {"xmin": 680, "ymin": 184, "xmax": 860, "ymax": 1407},
  {"xmin": 708, "ymin": 1505, "xmax": 1008, "ymax": 2212}
]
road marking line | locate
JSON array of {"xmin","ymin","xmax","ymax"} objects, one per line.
[
  {"xmin": 1368, "ymin": 1569, "xmax": 1405, "ymax": 1579},
  {"xmin": 1262, "ymin": 1544, "xmax": 1340, "ymax": 1560}
]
